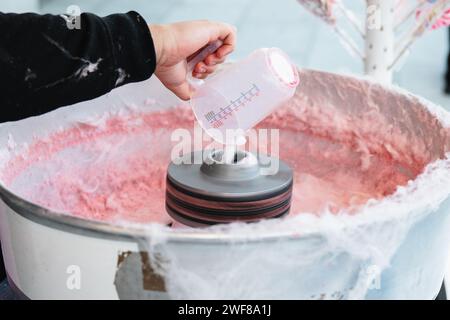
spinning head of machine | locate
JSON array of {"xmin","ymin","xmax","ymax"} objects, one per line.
[{"xmin": 166, "ymin": 150, "xmax": 293, "ymax": 227}]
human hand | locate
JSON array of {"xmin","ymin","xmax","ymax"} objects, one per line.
[{"xmin": 149, "ymin": 20, "xmax": 236, "ymax": 100}]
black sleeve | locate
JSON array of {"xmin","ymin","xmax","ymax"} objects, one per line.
[{"xmin": 0, "ymin": 11, "xmax": 157, "ymax": 122}]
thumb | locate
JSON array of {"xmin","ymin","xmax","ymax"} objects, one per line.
[
  {"xmin": 156, "ymin": 61, "xmax": 192, "ymax": 101},
  {"xmin": 166, "ymin": 80, "xmax": 192, "ymax": 101}
]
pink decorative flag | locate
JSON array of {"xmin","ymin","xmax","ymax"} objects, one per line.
[
  {"xmin": 416, "ymin": 0, "xmax": 450, "ymax": 31},
  {"xmin": 430, "ymin": 8, "xmax": 450, "ymax": 29}
]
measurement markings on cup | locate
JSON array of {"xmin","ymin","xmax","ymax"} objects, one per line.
[{"xmin": 203, "ymin": 83, "xmax": 261, "ymax": 128}]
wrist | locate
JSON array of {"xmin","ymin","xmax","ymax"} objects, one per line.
[{"xmin": 149, "ymin": 24, "xmax": 164, "ymax": 65}]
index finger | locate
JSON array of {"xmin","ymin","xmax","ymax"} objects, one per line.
[{"xmin": 208, "ymin": 22, "xmax": 236, "ymax": 58}]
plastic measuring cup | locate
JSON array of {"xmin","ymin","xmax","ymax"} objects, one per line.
[{"xmin": 188, "ymin": 46, "xmax": 299, "ymax": 145}]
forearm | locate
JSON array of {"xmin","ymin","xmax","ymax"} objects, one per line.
[{"xmin": 0, "ymin": 11, "xmax": 156, "ymax": 122}]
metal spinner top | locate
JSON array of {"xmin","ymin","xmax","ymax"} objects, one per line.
[{"xmin": 166, "ymin": 149, "xmax": 293, "ymax": 227}]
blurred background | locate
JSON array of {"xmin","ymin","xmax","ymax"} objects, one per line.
[{"xmin": 1, "ymin": 0, "xmax": 449, "ymax": 109}]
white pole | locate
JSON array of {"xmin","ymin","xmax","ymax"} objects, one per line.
[{"xmin": 365, "ymin": 0, "xmax": 395, "ymax": 83}]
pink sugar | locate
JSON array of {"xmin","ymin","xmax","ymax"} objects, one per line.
[{"xmin": 2, "ymin": 105, "xmax": 421, "ymax": 225}]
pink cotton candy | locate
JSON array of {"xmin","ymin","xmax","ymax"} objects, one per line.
[{"xmin": 1, "ymin": 103, "xmax": 423, "ymax": 225}]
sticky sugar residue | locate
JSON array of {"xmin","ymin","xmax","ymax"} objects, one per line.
[{"xmin": 1, "ymin": 100, "xmax": 434, "ymax": 225}]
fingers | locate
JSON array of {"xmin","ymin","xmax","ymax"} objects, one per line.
[
  {"xmin": 173, "ymin": 20, "xmax": 236, "ymax": 60},
  {"xmin": 193, "ymin": 61, "xmax": 218, "ymax": 79},
  {"xmin": 190, "ymin": 20, "xmax": 235, "ymax": 52},
  {"xmin": 194, "ymin": 62, "xmax": 207, "ymax": 74},
  {"xmin": 190, "ymin": 21, "xmax": 234, "ymax": 79},
  {"xmin": 189, "ymin": 21, "xmax": 235, "ymax": 77},
  {"xmin": 204, "ymin": 53, "xmax": 226, "ymax": 66},
  {"xmin": 195, "ymin": 61, "xmax": 217, "ymax": 73},
  {"xmin": 208, "ymin": 21, "xmax": 236, "ymax": 59},
  {"xmin": 216, "ymin": 44, "xmax": 234, "ymax": 58},
  {"xmin": 191, "ymin": 52, "xmax": 225, "ymax": 78},
  {"xmin": 211, "ymin": 22, "xmax": 236, "ymax": 52},
  {"xmin": 193, "ymin": 72, "xmax": 207, "ymax": 80},
  {"xmin": 155, "ymin": 20, "xmax": 237, "ymax": 98},
  {"xmin": 216, "ymin": 26, "xmax": 236, "ymax": 58}
]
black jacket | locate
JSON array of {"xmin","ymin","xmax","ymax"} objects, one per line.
[
  {"xmin": 0, "ymin": 10, "xmax": 157, "ymax": 282},
  {"xmin": 0, "ymin": 11, "xmax": 156, "ymax": 122}
]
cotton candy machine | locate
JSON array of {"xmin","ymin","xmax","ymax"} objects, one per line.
[{"xmin": 0, "ymin": 69, "xmax": 450, "ymax": 299}]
